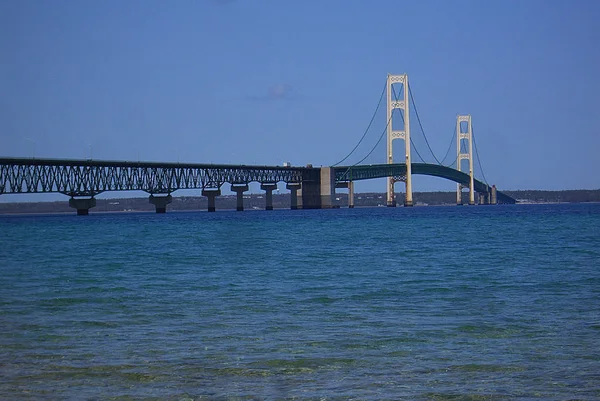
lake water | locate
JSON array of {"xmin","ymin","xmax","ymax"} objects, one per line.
[{"xmin": 1, "ymin": 204, "xmax": 599, "ymax": 400}]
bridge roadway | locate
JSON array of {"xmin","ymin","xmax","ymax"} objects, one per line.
[
  {"xmin": 334, "ymin": 163, "xmax": 516, "ymax": 205},
  {"xmin": 0, "ymin": 157, "xmax": 515, "ymax": 214}
]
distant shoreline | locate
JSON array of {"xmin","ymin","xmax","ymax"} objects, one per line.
[{"xmin": 1, "ymin": 189, "xmax": 599, "ymax": 215}]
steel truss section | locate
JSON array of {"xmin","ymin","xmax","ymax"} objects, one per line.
[{"xmin": 0, "ymin": 158, "xmax": 312, "ymax": 197}]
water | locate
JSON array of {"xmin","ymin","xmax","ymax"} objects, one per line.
[{"xmin": 1, "ymin": 204, "xmax": 599, "ymax": 400}]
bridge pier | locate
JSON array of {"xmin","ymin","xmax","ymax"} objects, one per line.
[
  {"xmin": 202, "ymin": 188, "xmax": 221, "ymax": 212},
  {"xmin": 335, "ymin": 180, "xmax": 354, "ymax": 208},
  {"xmin": 320, "ymin": 167, "xmax": 335, "ymax": 209},
  {"xmin": 490, "ymin": 185, "xmax": 497, "ymax": 205},
  {"xmin": 69, "ymin": 197, "xmax": 96, "ymax": 216},
  {"xmin": 231, "ymin": 184, "xmax": 249, "ymax": 211},
  {"xmin": 478, "ymin": 193, "xmax": 487, "ymax": 205},
  {"xmin": 260, "ymin": 183, "xmax": 277, "ymax": 210},
  {"xmin": 301, "ymin": 180, "xmax": 320, "ymax": 209},
  {"xmin": 457, "ymin": 185, "xmax": 466, "ymax": 205},
  {"xmin": 300, "ymin": 167, "xmax": 334, "ymax": 209},
  {"xmin": 149, "ymin": 194, "xmax": 172, "ymax": 213},
  {"xmin": 286, "ymin": 183, "xmax": 301, "ymax": 209},
  {"xmin": 468, "ymin": 185, "xmax": 475, "ymax": 205}
]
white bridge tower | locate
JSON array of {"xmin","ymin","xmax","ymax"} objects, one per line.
[
  {"xmin": 386, "ymin": 74, "xmax": 413, "ymax": 207},
  {"xmin": 456, "ymin": 114, "xmax": 475, "ymax": 205}
]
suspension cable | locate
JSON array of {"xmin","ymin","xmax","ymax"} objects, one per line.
[
  {"xmin": 411, "ymin": 138, "xmax": 425, "ymax": 163},
  {"xmin": 408, "ymin": 85, "xmax": 441, "ymax": 164},
  {"xmin": 390, "ymin": 85, "xmax": 426, "ymax": 164},
  {"xmin": 455, "ymin": 136, "xmax": 468, "ymax": 170},
  {"xmin": 446, "ymin": 154, "xmax": 458, "ymax": 169},
  {"xmin": 440, "ymin": 126, "xmax": 456, "ymax": 165},
  {"xmin": 331, "ymin": 79, "xmax": 387, "ymax": 166},
  {"xmin": 338, "ymin": 81, "xmax": 396, "ymax": 179},
  {"xmin": 353, "ymin": 109, "xmax": 392, "ymax": 166},
  {"xmin": 338, "ymin": 108, "xmax": 394, "ymax": 181},
  {"xmin": 471, "ymin": 124, "xmax": 489, "ymax": 185}
]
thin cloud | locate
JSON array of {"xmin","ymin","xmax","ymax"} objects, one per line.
[
  {"xmin": 211, "ymin": 0, "xmax": 237, "ymax": 5},
  {"xmin": 248, "ymin": 84, "xmax": 296, "ymax": 101}
]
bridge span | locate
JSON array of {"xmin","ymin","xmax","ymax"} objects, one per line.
[
  {"xmin": 334, "ymin": 163, "xmax": 516, "ymax": 205},
  {"xmin": 0, "ymin": 157, "xmax": 515, "ymax": 214}
]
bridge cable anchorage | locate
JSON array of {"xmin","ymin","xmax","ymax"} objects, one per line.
[
  {"xmin": 332, "ymin": 78, "xmax": 387, "ymax": 167},
  {"xmin": 439, "ymin": 126, "xmax": 457, "ymax": 166},
  {"xmin": 471, "ymin": 124, "xmax": 490, "ymax": 186},
  {"xmin": 408, "ymin": 85, "xmax": 441, "ymax": 164},
  {"xmin": 391, "ymin": 85, "xmax": 425, "ymax": 163}
]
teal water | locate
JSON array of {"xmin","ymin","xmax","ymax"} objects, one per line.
[{"xmin": 1, "ymin": 204, "xmax": 599, "ymax": 400}]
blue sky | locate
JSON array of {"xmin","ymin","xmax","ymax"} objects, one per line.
[{"xmin": 1, "ymin": 0, "xmax": 599, "ymax": 198}]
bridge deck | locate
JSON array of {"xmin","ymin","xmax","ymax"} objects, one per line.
[
  {"xmin": 0, "ymin": 158, "xmax": 515, "ymax": 204},
  {"xmin": 0, "ymin": 157, "xmax": 317, "ymax": 197},
  {"xmin": 334, "ymin": 163, "xmax": 516, "ymax": 204}
]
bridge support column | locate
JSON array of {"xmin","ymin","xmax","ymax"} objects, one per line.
[
  {"xmin": 301, "ymin": 180, "xmax": 320, "ymax": 209},
  {"xmin": 202, "ymin": 188, "xmax": 221, "ymax": 212},
  {"xmin": 404, "ymin": 188, "xmax": 414, "ymax": 207},
  {"xmin": 386, "ymin": 74, "xmax": 413, "ymax": 208},
  {"xmin": 231, "ymin": 184, "xmax": 249, "ymax": 211},
  {"xmin": 456, "ymin": 115, "xmax": 475, "ymax": 206},
  {"xmin": 348, "ymin": 181, "xmax": 354, "ymax": 208},
  {"xmin": 260, "ymin": 183, "xmax": 277, "ymax": 210},
  {"xmin": 286, "ymin": 183, "xmax": 301, "ymax": 210},
  {"xmin": 387, "ymin": 184, "xmax": 397, "ymax": 207},
  {"xmin": 335, "ymin": 181, "xmax": 355, "ymax": 208},
  {"xmin": 69, "ymin": 197, "xmax": 96, "ymax": 216},
  {"xmin": 149, "ymin": 194, "xmax": 172, "ymax": 213},
  {"xmin": 320, "ymin": 167, "xmax": 335, "ymax": 209},
  {"xmin": 490, "ymin": 185, "xmax": 497, "ymax": 205}
]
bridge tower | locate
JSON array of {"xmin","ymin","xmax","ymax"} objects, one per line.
[
  {"xmin": 456, "ymin": 115, "xmax": 475, "ymax": 205},
  {"xmin": 386, "ymin": 74, "xmax": 413, "ymax": 207}
]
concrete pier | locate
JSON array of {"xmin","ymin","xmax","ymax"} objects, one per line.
[
  {"xmin": 295, "ymin": 167, "xmax": 336, "ymax": 209},
  {"xmin": 490, "ymin": 185, "xmax": 497, "ymax": 205},
  {"xmin": 148, "ymin": 194, "xmax": 172, "ymax": 213},
  {"xmin": 348, "ymin": 181, "xmax": 354, "ymax": 208},
  {"xmin": 335, "ymin": 181, "xmax": 355, "ymax": 208},
  {"xmin": 286, "ymin": 183, "xmax": 301, "ymax": 210},
  {"xmin": 202, "ymin": 188, "xmax": 221, "ymax": 212},
  {"xmin": 319, "ymin": 167, "xmax": 335, "ymax": 209},
  {"xmin": 231, "ymin": 184, "xmax": 249, "ymax": 211},
  {"xmin": 260, "ymin": 183, "xmax": 277, "ymax": 210},
  {"xmin": 69, "ymin": 197, "xmax": 96, "ymax": 215},
  {"xmin": 301, "ymin": 180, "xmax": 320, "ymax": 209}
]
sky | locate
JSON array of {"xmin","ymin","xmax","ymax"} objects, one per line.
[{"xmin": 1, "ymin": 0, "xmax": 599, "ymax": 200}]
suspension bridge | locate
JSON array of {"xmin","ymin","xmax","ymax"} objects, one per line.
[{"xmin": 0, "ymin": 73, "xmax": 515, "ymax": 214}]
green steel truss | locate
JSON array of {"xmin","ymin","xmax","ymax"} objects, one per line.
[
  {"xmin": 0, "ymin": 158, "xmax": 317, "ymax": 197},
  {"xmin": 0, "ymin": 158, "xmax": 515, "ymax": 203}
]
